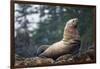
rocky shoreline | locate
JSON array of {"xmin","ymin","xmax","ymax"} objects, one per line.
[{"xmin": 15, "ymin": 47, "xmax": 96, "ymax": 67}]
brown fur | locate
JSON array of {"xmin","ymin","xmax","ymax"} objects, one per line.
[{"xmin": 39, "ymin": 18, "xmax": 80, "ymax": 59}]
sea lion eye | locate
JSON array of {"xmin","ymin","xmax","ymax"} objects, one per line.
[{"xmin": 73, "ymin": 20, "xmax": 74, "ymax": 23}]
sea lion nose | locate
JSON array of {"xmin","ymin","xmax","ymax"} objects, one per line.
[{"xmin": 74, "ymin": 18, "xmax": 78, "ymax": 20}]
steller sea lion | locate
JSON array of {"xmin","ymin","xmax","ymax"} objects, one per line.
[{"xmin": 39, "ymin": 18, "xmax": 81, "ymax": 59}]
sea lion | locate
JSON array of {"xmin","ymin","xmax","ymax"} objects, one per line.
[{"xmin": 39, "ymin": 18, "xmax": 80, "ymax": 59}]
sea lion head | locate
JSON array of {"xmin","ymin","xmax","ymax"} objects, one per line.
[
  {"xmin": 66, "ymin": 18, "xmax": 78, "ymax": 29},
  {"xmin": 63, "ymin": 18, "xmax": 79, "ymax": 41}
]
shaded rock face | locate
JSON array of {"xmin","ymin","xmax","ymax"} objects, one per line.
[{"xmin": 39, "ymin": 18, "xmax": 80, "ymax": 59}]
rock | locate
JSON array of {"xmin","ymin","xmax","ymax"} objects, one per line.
[
  {"xmin": 55, "ymin": 54, "xmax": 76, "ymax": 64},
  {"xmin": 86, "ymin": 47, "xmax": 96, "ymax": 60},
  {"xmin": 66, "ymin": 56, "xmax": 75, "ymax": 63},
  {"xmin": 55, "ymin": 60, "xmax": 67, "ymax": 64},
  {"xmin": 24, "ymin": 57, "xmax": 54, "ymax": 66},
  {"xmin": 15, "ymin": 60, "xmax": 25, "ymax": 67},
  {"xmin": 15, "ymin": 54, "xmax": 25, "ymax": 61},
  {"xmin": 56, "ymin": 54, "xmax": 72, "ymax": 61}
]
